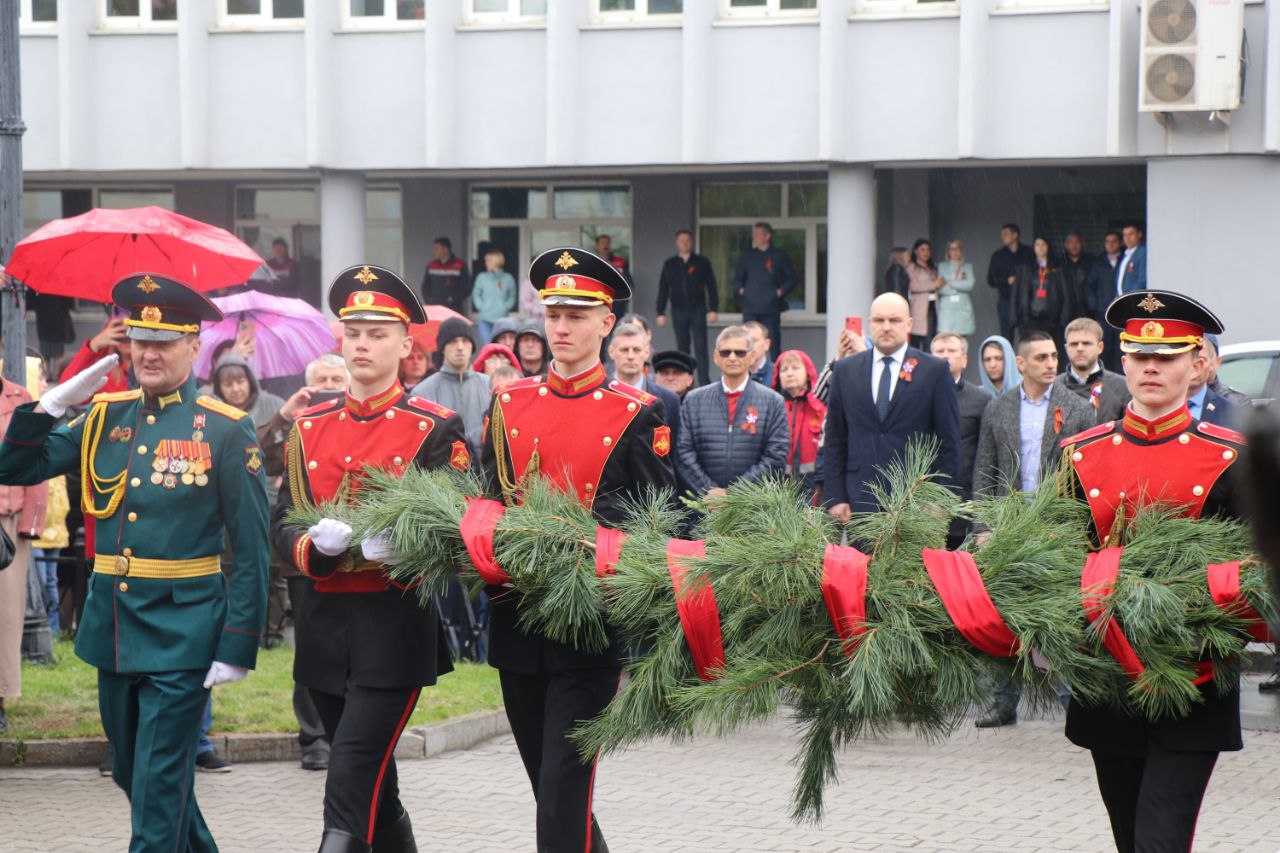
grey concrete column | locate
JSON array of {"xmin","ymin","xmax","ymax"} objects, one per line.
[
  {"xmin": 681, "ymin": 0, "xmax": 715, "ymax": 163},
  {"xmin": 319, "ymin": 170, "xmax": 367, "ymax": 310},
  {"xmin": 56, "ymin": 0, "xmax": 93, "ymax": 168},
  {"xmin": 545, "ymin": 2, "xmax": 586, "ymax": 165},
  {"xmin": 176, "ymin": 0, "xmax": 211, "ymax": 167},
  {"xmin": 303, "ymin": 0, "xmax": 339, "ymax": 165},
  {"xmin": 955, "ymin": 0, "xmax": 988, "ymax": 157},
  {"xmin": 824, "ymin": 164, "xmax": 876, "ymax": 361},
  {"xmin": 818, "ymin": 0, "xmax": 852, "ymax": 160},
  {"xmin": 425, "ymin": 0, "xmax": 462, "ymax": 167}
]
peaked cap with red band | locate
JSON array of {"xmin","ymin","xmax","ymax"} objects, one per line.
[
  {"xmin": 328, "ymin": 263, "xmax": 426, "ymax": 326},
  {"xmin": 528, "ymin": 247, "xmax": 633, "ymax": 309},
  {"xmin": 1105, "ymin": 289, "xmax": 1223, "ymax": 356}
]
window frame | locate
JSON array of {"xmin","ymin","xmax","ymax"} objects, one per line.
[
  {"xmin": 696, "ymin": 179, "xmax": 828, "ymax": 319},
  {"xmin": 849, "ymin": 0, "xmax": 959, "ymax": 20},
  {"xmin": 468, "ymin": 181, "xmax": 633, "ymax": 285},
  {"xmin": 988, "ymin": 0, "xmax": 1108, "ymax": 14},
  {"xmin": 98, "ymin": 0, "xmax": 180, "ymax": 31},
  {"xmin": 215, "ymin": 0, "xmax": 307, "ymax": 31},
  {"xmin": 338, "ymin": 0, "xmax": 427, "ymax": 31},
  {"xmin": 463, "ymin": 0, "xmax": 548, "ymax": 27},
  {"xmin": 590, "ymin": 0, "xmax": 683, "ymax": 24},
  {"xmin": 718, "ymin": 0, "xmax": 818, "ymax": 20},
  {"xmin": 364, "ymin": 185, "xmax": 405, "ymax": 276},
  {"xmin": 18, "ymin": 0, "xmax": 58, "ymax": 34}
]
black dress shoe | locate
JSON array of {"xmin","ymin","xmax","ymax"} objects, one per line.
[
  {"xmin": 1259, "ymin": 672, "xmax": 1280, "ymax": 693},
  {"xmin": 300, "ymin": 747, "xmax": 329, "ymax": 771},
  {"xmin": 318, "ymin": 828, "xmax": 371, "ymax": 853},
  {"xmin": 974, "ymin": 708, "xmax": 1017, "ymax": 728}
]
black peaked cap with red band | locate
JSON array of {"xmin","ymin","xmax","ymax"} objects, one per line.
[
  {"xmin": 528, "ymin": 247, "xmax": 632, "ymax": 309},
  {"xmin": 328, "ymin": 264, "xmax": 426, "ymax": 326},
  {"xmin": 1105, "ymin": 289, "xmax": 1224, "ymax": 356}
]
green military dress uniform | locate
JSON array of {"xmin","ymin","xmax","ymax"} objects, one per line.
[{"xmin": 0, "ymin": 274, "xmax": 269, "ymax": 853}]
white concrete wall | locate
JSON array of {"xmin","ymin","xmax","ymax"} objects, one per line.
[
  {"xmin": 1147, "ymin": 156, "xmax": 1280, "ymax": 345},
  {"xmin": 21, "ymin": 5, "xmax": 1279, "ymax": 171}
]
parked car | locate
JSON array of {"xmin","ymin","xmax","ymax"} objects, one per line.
[{"xmin": 1217, "ymin": 341, "xmax": 1280, "ymax": 404}]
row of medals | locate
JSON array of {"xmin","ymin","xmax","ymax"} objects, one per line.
[{"xmin": 150, "ymin": 433, "xmax": 211, "ymax": 489}]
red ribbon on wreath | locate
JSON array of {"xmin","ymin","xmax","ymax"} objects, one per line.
[
  {"xmin": 666, "ymin": 539, "xmax": 725, "ymax": 681},
  {"xmin": 1207, "ymin": 561, "xmax": 1275, "ymax": 643},
  {"xmin": 460, "ymin": 497, "xmax": 509, "ymax": 585},
  {"xmin": 921, "ymin": 548, "xmax": 1021, "ymax": 658},
  {"xmin": 595, "ymin": 526, "xmax": 628, "ymax": 578},
  {"xmin": 821, "ymin": 544, "xmax": 870, "ymax": 656}
]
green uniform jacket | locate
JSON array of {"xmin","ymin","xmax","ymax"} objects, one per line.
[{"xmin": 0, "ymin": 374, "xmax": 269, "ymax": 673}]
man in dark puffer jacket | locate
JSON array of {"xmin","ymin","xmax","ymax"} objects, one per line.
[{"xmin": 675, "ymin": 325, "xmax": 787, "ymax": 498}]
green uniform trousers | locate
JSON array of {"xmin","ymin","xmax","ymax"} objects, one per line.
[{"xmin": 98, "ymin": 668, "xmax": 217, "ymax": 853}]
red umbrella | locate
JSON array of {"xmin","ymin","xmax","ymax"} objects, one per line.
[{"xmin": 4, "ymin": 206, "xmax": 264, "ymax": 302}]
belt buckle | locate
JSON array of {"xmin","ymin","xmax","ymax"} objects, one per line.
[{"xmin": 114, "ymin": 555, "xmax": 130, "ymax": 577}]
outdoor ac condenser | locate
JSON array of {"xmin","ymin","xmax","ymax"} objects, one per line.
[{"xmin": 1139, "ymin": 0, "xmax": 1244, "ymax": 112}]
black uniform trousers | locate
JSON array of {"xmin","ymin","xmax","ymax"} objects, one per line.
[
  {"xmin": 671, "ymin": 309, "xmax": 711, "ymax": 386},
  {"xmin": 286, "ymin": 576, "xmax": 329, "ymax": 755},
  {"xmin": 500, "ymin": 667, "xmax": 619, "ymax": 853},
  {"xmin": 311, "ymin": 684, "xmax": 421, "ymax": 846},
  {"xmin": 1090, "ymin": 744, "xmax": 1218, "ymax": 853}
]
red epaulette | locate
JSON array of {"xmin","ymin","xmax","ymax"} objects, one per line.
[
  {"xmin": 499, "ymin": 376, "xmax": 545, "ymax": 395},
  {"xmin": 607, "ymin": 380, "xmax": 656, "ymax": 407},
  {"xmin": 1197, "ymin": 421, "xmax": 1247, "ymax": 445},
  {"xmin": 405, "ymin": 395, "xmax": 457, "ymax": 420},
  {"xmin": 1059, "ymin": 420, "xmax": 1116, "ymax": 449},
  {"xmin": 299, "ymin": 397, "xmax": 342, "ymax": 418}
]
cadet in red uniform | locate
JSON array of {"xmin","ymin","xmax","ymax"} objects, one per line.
[
  {"xmin": 1059, "ymin": 290, "xmax": 1245, "ymax": 853},
  {"xmin": 272, "ymin": 265, "xmax": 468, "ymax": 853},
  {"xmin": 481, "ymin": 248, "xmax": 676, "ymax": 853}
]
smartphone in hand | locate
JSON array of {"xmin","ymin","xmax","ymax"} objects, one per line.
[{"xmin": 844, "ymin": 316, "xmax": 862, "ymax": 336}]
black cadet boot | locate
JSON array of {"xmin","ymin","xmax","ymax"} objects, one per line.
[
  {"xmin": 318, "ymin": 828, "xmax": 371, "ymax": 853},
  {"xmin": 371, "ymin": 807, "xmax": 418, "ymax": 853}
]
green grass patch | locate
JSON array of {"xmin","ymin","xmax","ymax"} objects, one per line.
[{"xmin": 3, "ymin": 640, "xmax": 502, "ymax": 741}]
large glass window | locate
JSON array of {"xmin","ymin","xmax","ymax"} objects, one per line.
[
  {"xmin": 593, "ymin": 0, "xmax": 683, "ymax": 19},
  {"xmin": 21, "ymin": 190, "xmax": 62, "ymax": 238},
  {"xmin": 470, "ymin": 184, "xmax": 632, "ymax": 290},
  {"xmin": 19, "ymin": 0, "xmax": 57, "ymax": 30},
  {"xmin": 697, "ymin": 180, "xmax": 827, "ymax": 316},
  {"xmin": 98, "ymin": 189, "xmax": 175, "ymax": 211},
  {"xmin": 365, "ymin": 187, "xmax": 404, "ymax": 273}
]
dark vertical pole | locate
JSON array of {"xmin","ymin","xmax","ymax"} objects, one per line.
[
  {"xmin": 0, "ymin": 0, "xmax": 27, "ymax": 389},
  {"xmin": 0, "ymin": 3, "xmax": 52, "ymax": 661}
]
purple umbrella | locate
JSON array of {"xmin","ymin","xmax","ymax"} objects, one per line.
[{"xmin": 197, "ymin": 290, "xmax": 336, "ymax": 380}]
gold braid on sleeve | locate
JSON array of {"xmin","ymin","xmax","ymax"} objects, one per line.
[{"xmin": 286, "ymin": 424, "xmax": 313, "ymax": 513}]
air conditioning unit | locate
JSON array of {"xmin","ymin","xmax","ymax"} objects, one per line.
[{"xmin": 1139, "ymin": 0, "xmax": 1244, "ymax": 112}]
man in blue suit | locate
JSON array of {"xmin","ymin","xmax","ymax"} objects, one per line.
[
  {"xmin": 1116, "ymin": 222, "xmax": 1147, "ymax": 296},
  {"xmin": 1187, "ymin": 335, "xmax": 1241, "ymax": 429},
  {"xmin": 823, "ymin": 292, "xmax": 961, "ymax": 520}
]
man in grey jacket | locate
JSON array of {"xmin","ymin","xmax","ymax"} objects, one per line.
[
  {"xmin": 1053, "ymin": 317, "xmax": 1129, "ymax": 424},
  {"xmin": 676, "ymin": 325, "xmax": 787, "ymax": 500},
  {"xmin": 411, "ymin": 317, "xmax": 491, "ymax": 452},
  {"xmin": 972, "ymin": 330, "xmax": 1094, "ymax": 727}
]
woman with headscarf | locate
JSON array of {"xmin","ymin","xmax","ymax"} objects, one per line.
[{"xmin": 978, "ymin": 334, "xmax": 1022, "ymax": 396}]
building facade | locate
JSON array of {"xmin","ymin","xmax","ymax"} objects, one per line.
[{"xmin": 16, "ymin": 0, "xmax": 1280, "ymax": 363}]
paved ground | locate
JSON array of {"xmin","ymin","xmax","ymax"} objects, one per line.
[{"xmin": 4, "ymin": 700, "xmax": 1280, "ymax": 853}]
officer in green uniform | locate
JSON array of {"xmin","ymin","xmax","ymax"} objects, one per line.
[{"xmin": 0, "ymin": 273, "xmax": 269, "ymax": 853}]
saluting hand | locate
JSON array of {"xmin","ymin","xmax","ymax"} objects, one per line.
[{"xmin": 38, "ymin": 353, "xmax": 120, "ymax": 418}]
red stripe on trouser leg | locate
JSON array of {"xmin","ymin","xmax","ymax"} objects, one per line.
[
  {"xmin": 583, "ymin": 673, "xmax": 622, "ymax": 853},
  {"xmin": 365, "ymin": 688, "xmax": 420, "ymax": 845}
]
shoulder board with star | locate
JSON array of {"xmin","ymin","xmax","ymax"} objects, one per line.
[
  {"xmin": 1059, "ymin": 420, "xmax": 1117, "ymax": 450},
  {"xmin": 91, "ymin": 389, "xmax": 142, "ymax": 404},
  {"xmin": 1197, "ymin": 421, "xmax": 1247, "ymax": 446},
  {"xmin": 298, "ymin": 397, "xmax": 342, "ymax": 419},
  {"xmin": 196, "ymin": 395, "xmax": 252, "ymax": 421},
  {"xmin": 606, "ymin": 380, "xmax": 656, "ymax": 407},
  {"xmin": 498, "ymin": 376, "xmax": 545, "ymax": 396},
  {"xmin": 405, "ymin": 395, "xmax": 457, "ymax": 419}
]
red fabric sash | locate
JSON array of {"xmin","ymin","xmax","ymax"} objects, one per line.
[
  {"xmin": 921, "ymin": 548, "xmax": 1020, "ymax": 658},
  {"xmin": 666, "ymin": 539, "xmax": 724, "ymax": 681},
  {"xmin": 1208, "ymin": 561, "xmax": 1275, "ymax": 643},
  {"xmin": 1081, "ymin": 547, "xmax": 1146, "ymax": 680},
  {"xmin": 595, "ymin": 527, "xmax": 628, "ymax": 578},
  {"xmin": 820, "ymin": 544, "xmax": 870, "ymax": 656},
  {"xmin": 460, "ymin": 498, "xmax": 509, "ymax": 585}
]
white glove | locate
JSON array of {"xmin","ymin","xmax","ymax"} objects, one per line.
[
  {"xmin": 307, "ymin": 518, "xmax": 353, "ymax": 557},
  {"xmin": 361, "ymin": 529, "xmax": 404, "ymax": 566},
  {"xmin": 41, "ymin": 353, "xmax": 120, "ymax": 418},
  {"xmin": 203, "ymin": 661, "xmax": 249, "ymax": 689}
]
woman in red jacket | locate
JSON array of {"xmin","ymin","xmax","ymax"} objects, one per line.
[{"xmin": 771, "ymin": 349, "xmax": 826, "ymax": 504}]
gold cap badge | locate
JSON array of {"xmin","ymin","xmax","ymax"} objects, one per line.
[
  {"xmin": 1137, "ymin": 293, "xmax": 1165, "ymax": 314},
  {"xmin": 1140, "ymin": 320, "xmax": 1164, "ymax": 338},
  {"xmin": 353, "ymin": 291, "xmax": 375, "ymax": 307},
  {"xmin": 136, "ymin": 275, "xmax": 160, "ymax": 294},
  {"xmin": 556, "ymin": 275, "xmax": 576, "ymax": 290},
  {"xmin": 554, "ymin": 251, "xmax": 579, "ymax": 270},
  {"xmin": 140, "ymin": 306, "xmax": 162, "ymax": 324},
  {"xmin": 354, "ymin": 266, "xmax": 378, "ymax": 286}
]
